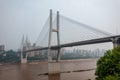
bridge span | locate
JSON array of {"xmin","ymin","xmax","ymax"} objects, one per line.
[
  {"xmin": 20, "ymin": 10, "xmax": 120, "ymax": 76},
  {"xmin": 26, "ymin": 35, "xmax": 120, "ymax": 52}
]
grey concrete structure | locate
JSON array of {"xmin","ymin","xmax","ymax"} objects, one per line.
[
  {"xmin": 48, "ymin": 10, "xmax": 61, "ymax": 62},
  {"xmin": 20, "ymin": 36, "xmax": 33, "ymax": 63},
  {"xmin": 47, "ymin": 10, "xmax": 61, "ymax": 75}
]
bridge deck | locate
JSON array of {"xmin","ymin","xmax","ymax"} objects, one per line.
[{"xmin": 26, "ymin": 35, "xmax": 120, "ymax": 52}]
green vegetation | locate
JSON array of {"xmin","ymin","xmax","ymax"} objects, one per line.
[
  {"xmin": 0, "ymin": 50, "xmax": 20, "ymax": 63},
  {"xmin": 103, "ymin": 74, "xmax": 120, "ymax": 80},
  {"xmin": 95, "ymin": 46, "xmax": 120, "ymax": 80}
]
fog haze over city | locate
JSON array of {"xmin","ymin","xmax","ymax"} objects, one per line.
[{"xmin": 0, "ymin": 0, "xmax": 120, "ymax": 50}]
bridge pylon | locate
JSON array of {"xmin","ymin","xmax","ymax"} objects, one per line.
[
  {"xmin": 48, "ymin": 9, "xmax": 61, "ymax": 62},
  {"xmin": 21, "ymin": 46, "xmax": 27, "ymax": 64},
  {"xmin": 48, "ymin": 10, "xmax": 61, "ymax": 77},
  {"xmin": 20, "ymin": 36, "xmax": 28, "ymax": 64}
]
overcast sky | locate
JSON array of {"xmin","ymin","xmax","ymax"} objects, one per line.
[{"xmin": 0, "ymin": 0, "xmax": 120, "ymax": 50}]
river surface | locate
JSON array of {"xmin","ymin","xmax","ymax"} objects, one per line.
[{"xmin": 0, "ymin": 59, "xmax": 97, "ymax": 80}]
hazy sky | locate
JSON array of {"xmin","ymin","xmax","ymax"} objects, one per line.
[{"xmin": 0, "ymin": 0, "xmax": 120, "ymax": 50}]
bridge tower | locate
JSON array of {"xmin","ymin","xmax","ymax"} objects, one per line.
[
  {"xmin": 20, "ymin": 36, "xmax": 29, "ymax": 64},
  {"xmin": 21, "ymin": 47, "xmax": 27, "ymax": 64},
  {"xmin": 48, "ymin": 10, "xmax": 61, "ymax": 76}
]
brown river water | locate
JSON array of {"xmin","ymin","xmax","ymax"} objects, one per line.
[{"xmin": 0, "ymin": 59, "xmax": 97, "ymax": 80}]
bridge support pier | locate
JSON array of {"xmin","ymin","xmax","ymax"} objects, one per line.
[
  {"xmin": 21, "ymin": 53, "xmax": 27, "ymax": 64},
  {"xmin": 21, "ymin": 47, "xmax": 27, "ymax": 64},
  {"xmin": 21, "ymin": 58, "xmax": 27, "ymax": 64},
  {"xmin": 48, "ymin": 62, "xmax": 60, "ymax": 80},
  {"xmin": 48, "ymin": 62, "xmax": 60, "ymax": 74},
  {"xmin": 48, "ymin": 9, "xmax": 61, "ymax": 79},
  {"xmin": 112, "ymin": 38, "xmax": 120, "ymax": 48}
]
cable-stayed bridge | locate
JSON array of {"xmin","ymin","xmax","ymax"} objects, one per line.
[{"xmin": 20, "ymin": 10, "xmax": 120, "ymax": 65}]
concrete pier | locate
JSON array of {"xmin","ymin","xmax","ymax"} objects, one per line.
[
  {"xmin": 48, "ymin": 62, "xmax": 60, "ymax": 80},
  {"xmin": 21, "ymin": 58, "xmax": 27, "ymax": 64},
  {"xmin": 112, "ymin": 38, "xmax": 120, "ymax": 48},
  {"xmin": 48, "ymin": 62, "xmax": 60, "ymax": 74}
]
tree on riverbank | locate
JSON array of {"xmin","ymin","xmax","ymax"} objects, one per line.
[
  {"xmin": 95, "ymin": 46, "xmax": 120, "ymax": 80},
  {"xmin": 0, "ymin": 50, "xmax": 20, "ymax": 63}
]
